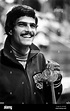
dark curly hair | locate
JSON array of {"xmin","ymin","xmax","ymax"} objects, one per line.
[{"xmin": 5, "ymin": 5, "xmax": 38, "ymax": 36}]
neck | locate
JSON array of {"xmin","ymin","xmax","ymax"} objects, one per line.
[{"xmin": 11, "ymin": 39, "xmax": 30, "ymax": 55}]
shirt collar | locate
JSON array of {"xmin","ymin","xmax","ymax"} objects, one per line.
[{"xmin": 3, "ymin": 37, "xmax": 40, "ymax": 64}]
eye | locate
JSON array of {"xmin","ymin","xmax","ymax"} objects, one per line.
[
  {"xmin": 17, "ymin": 22, "xmax": 27, "ymax": 27},
  {"xmin": 30, "ymin": 23, "xmax": 37, "ymax": 28}
]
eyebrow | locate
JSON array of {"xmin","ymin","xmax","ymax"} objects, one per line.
[{"xmin": 17, "ymin": 21, "xmax": 35, "ymax": 24}]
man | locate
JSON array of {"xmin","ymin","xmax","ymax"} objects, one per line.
[{"xmin": 0, "ymin": 5, "xmax": 62, "ymax": 104}]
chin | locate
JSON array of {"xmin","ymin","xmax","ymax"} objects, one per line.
[{"xmin": 22, "ymin": 42, "xmax": 32, "ymax": 46}]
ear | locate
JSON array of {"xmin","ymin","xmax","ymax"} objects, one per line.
[{"xmin": 9, "ymin": 30, "xmax": 12, "ymax": 35}]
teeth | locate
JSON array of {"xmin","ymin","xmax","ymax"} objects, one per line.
[
  {"xmin": 21, "ymin": 36, "xmax": 31, "ymax": 38},
  {"xmin": 21, "ymin": 34, "xmax": 31, "ymax": 38}
]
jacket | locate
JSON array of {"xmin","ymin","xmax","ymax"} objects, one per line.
[{"xmin": 0, "ymin": 38, "xmax": 62, "ymax": 104}]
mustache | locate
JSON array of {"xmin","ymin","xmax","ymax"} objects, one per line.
[{"xmin": 20, "ymin": 31, "xmax": 34, "ymax": 37}]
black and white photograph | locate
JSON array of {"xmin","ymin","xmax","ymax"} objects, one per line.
[{"xmin": 0, "ymin": 0, "xmax": 70, "ymax": 110}]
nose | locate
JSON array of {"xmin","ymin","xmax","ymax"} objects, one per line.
[{"xmin": 27, "ymin": 24, "xmax": 32, "ymax": 32}]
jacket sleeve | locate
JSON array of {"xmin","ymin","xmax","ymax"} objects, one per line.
[
  {"xmin": 54, "ymin": 73, "xmax": 63, "ymax": 101},
  {"xmin": 34, "ymin": 53, "xmax": 63, "ymax": 103},
  {"xmin": 44, "ymin": 60, "xmax": 63, "ymax": 103},
  {"xmin": 42, "ymin": 73, "xmax": 62, "ymax": 104}
]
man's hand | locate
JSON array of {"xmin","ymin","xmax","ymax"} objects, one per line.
[
  {"xmin": 33, "ymin": 60, "xmax": 62, "ymax": 89},
  {"xmin": 42, "ymin": 60, "xmax": 61, "ymax": 83}
]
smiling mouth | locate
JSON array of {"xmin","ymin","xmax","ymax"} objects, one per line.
[
  {"xmin": 21, "ymin": 34, "xmax": 33, "ymax": 38},
  {"xmin": 21, "ymin": 35, "xmax": 32, "ymax": 38}
]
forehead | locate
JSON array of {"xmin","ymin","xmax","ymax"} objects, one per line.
[{"xmin": 16, "ymin": 16, "xmax": 35, "ymax": 23}]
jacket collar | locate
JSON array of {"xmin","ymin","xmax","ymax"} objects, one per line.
[{"xmin": 3, "ymin": 37, "xmax": 40, "ymax": 64}]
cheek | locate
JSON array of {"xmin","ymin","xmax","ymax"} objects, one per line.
[
  {"xmin": 33, "ymin": 29, "xmax": 37, "ymax": 35},
  {"xmin": 12, "ymin": 29, "xmax": 20, "ymax": 41},
  {"xmin": 13, "ymin": 28, "xmax": 21, "ymax": 36}
]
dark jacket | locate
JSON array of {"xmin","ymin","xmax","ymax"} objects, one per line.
[{"xmin": 0, "ymin": 38, "xmax": 62, "ymax": 104}]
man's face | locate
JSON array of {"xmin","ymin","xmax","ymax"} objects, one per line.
[{"xmin": 12, "ymin": 16, "xmax": 37, "ymax": 46}]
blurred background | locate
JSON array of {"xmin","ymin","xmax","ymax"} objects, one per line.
[{"xmin": 0, "ymin": 0, "xmax": 70, "ymax": 104}]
